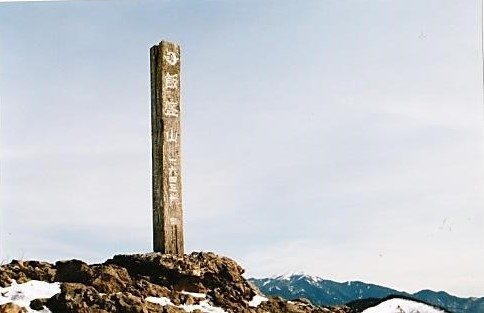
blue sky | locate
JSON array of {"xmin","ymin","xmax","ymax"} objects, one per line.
[{"xmin": 0, "ymin": 0, "xmax": 483, "ymax": 297}]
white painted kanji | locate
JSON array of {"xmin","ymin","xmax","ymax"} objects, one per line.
[
  {"xmin": 166, "ymin": 129, "xmax": 178, "ymax": 143},
  {"xmin": 165, "ymin": 73, "xmax": 178, "ymax": 89},
  {"xmin": 164, "ymin": 51, "xmax": 178, "ymax": 66},
  {"xmin": 163, "ymin": 100, "xmax": 179, "ymax": 117}
]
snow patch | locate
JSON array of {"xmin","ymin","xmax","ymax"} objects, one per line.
[
  {"xmin": 179, "ymin": 300, "xmax": 227, "ymax": 312},
  {"xmin": 0, "ymin": 280, "xmax": 61, "ymax": 313},
  {"xmin": 362, "ymin": 298, "xmax": 446, "ymax": 313},
  {"xmin": 146, "ymin": 296, "xmax": 227, "ymax": 313},
  {"xmin": 271, "ymin": 271, "xmax": 322, "ymax": 282},
  {"xmin": 145, "ymin": 296, "xmax": 173, "ymax": 306},
  {"xmin": 248, "ymin": 295, "xmax": 268, "ymax": 307},
  {"xmin": 180, "ymin": 291, "xmax": 207, "ymax": 298}
]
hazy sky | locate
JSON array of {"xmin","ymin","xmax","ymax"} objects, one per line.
[{"xmin": 0, "ymin": 0, "xmax": 483, "ymax": 298}]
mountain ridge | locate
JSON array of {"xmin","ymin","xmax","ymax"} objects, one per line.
[{"xmin": 249, "ymin": 273, "xmax": 484, "ymax": 313}]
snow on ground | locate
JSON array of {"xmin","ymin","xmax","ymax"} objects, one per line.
[
  {"xmin": 179, "ymin": 300, "xmax": 227, "ymax": 313},
  {"xmin": 147, "ymin": 290, "xmax": 268, "ymax": 312},
  {"xmin": 145, "ymin": 296, "xmax": 173, "ymax": 306},
  {"xmin": 248, "ymin": 294, "xmax": 268, "ymax": 307},
  {"xmin": 362, "ymin": 298, "xmax": 447, "ymax": 313},
  {"xmin": 0, "ymin": 281, "xmax": 235, "ymax": 313},
  {"xmin": 0, "ymin": 280, "xmax": 60, "ymax": 313},
  {"xmin": 180, "ymin": 291, "xmax": 207, "ymax": 298},
  {"xmin": 146, "ymin": 296, "xmax": 227, "ymax": 313}
]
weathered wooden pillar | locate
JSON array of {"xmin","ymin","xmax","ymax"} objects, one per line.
[{"xmin": 150, "ymin": 41, "xmax": 184, "ymax": 254}]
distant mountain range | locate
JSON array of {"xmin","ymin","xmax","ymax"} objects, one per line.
[{"xmin": 249, "ymin": 273, "xmax": 484, "ymax": 313}]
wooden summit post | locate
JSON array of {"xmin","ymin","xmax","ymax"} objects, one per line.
[{"xmin": 150, "ymin": 41, "xmax": 184, "ymax": 254}]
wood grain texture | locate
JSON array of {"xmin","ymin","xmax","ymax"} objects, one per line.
[{"xmin": 150, "ymin": 41, "xmax": 184, "ymax": 254}]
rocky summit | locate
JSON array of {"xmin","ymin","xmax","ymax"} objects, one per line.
[{"xmin": 0, "ymin": 252, "xmax": 351, "ymax": 313}]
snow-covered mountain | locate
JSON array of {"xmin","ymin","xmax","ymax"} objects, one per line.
[
  {"xmin": 361, "ymin": 297, "xmax": 446, "ymax": 313},
  {"xmin": 250, "ymin": 273, "xmax": 484, "ymax": 313}
]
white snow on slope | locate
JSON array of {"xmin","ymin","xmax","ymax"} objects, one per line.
[
  {"xmin": 362, "ymin": 298, "xmax": 446, "ymax": 313},
  {"xmin": 147, "ymin": 293, "xmax": 268, "ymax": 312},
  {"xmin": 0, "ymin": 280, "xmax": 61, "ymax": 313},
  {"xmin": 145, "ymin": 296, "xmax": 173, "ymax": 306},
  {"xmin": 0, "ymin": 280, "xmax": 262, "ymax": 313},
  {"xmin": 248, "ymin": 295, "xmax": 268, "ymax": 307},
  {"xmin": 180, "ymin": 291, "xmax": 207, "ymax": 298},
  {"xmin": 179, "ymin": 300, "xmax": 227, "ymax": 313},
  {"xmin": 271, "ymin": 271, "xmax": 322, "ymax": 283},
  {"xmin": 146, "ymin": 296, "xmax": 227, "ymax": 313}
]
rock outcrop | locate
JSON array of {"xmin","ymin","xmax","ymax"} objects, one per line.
[
  {"xmin": 0, "ymin": 252, "xmax": 351, "ymax": 313},
  {"xmin": 0, "ymin": 303, "xmax": 27, "ymax": 313}
]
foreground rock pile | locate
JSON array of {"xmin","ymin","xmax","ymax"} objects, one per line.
[{"xmin": 0, "ymin": 252, "xmax": 351, "ymax": 313}]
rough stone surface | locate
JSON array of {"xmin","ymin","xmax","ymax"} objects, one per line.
[
  {"xmin": 0, "ymin": 303, "xmax": 27, "ymax": 313},
  {"xmin": 0, "ymin": 252, "xmax": 352, "ymax": 313},
  {"xmin": 0, "ymin": 260, "xmax": 56, "ymax": 287}
]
